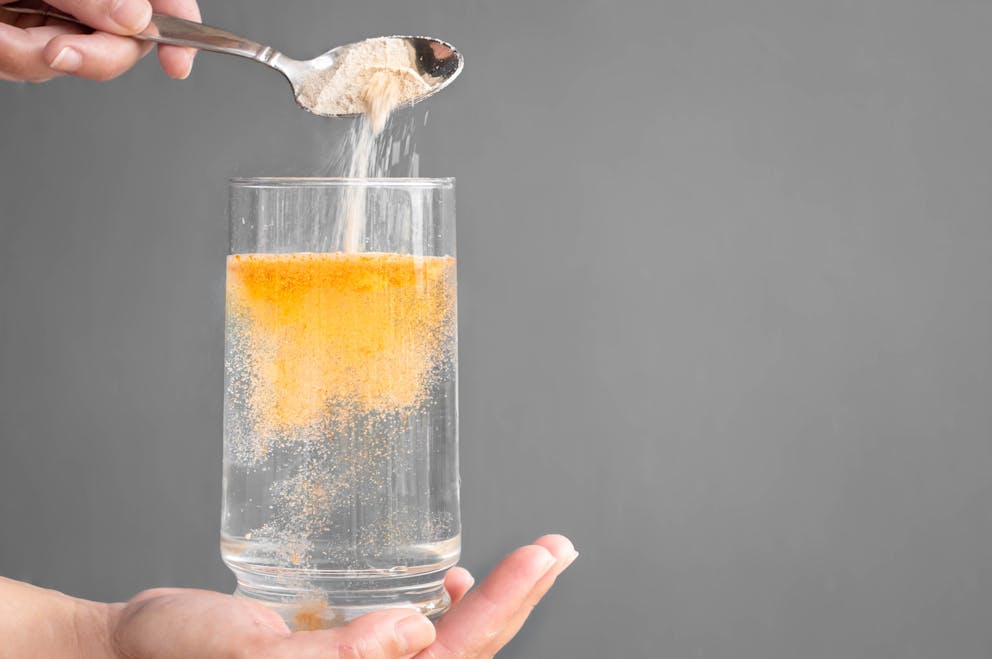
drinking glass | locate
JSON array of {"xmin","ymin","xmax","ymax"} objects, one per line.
[{"xmin": 222, "ymin": 178, "xmax": 459, "ymax": 627}]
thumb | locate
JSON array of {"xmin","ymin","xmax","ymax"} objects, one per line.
[
  {"xmin": 45, "ymin": 0, "xmax": 151, "ymax": 35},
  {"xmin": 278, "ymin": 609, "xmax": 436, "ymax": 659}
]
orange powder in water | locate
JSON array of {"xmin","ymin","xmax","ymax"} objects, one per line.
[{"xmin": 227, "ymin": 252, "xmax": 456, "ymax": 431}]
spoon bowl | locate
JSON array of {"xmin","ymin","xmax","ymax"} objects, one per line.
[{"xmin": 278, "ymin": 36, "xmax": 464, "ymax": 117}]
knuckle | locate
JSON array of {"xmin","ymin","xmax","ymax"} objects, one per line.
[
  {"xmin": 335, "ymin": 641, "xmax": 363, "ymax": 659},
  {"xmin": 344, "ymin": 635, "xmax": 391, "ymax": 659},
  {"xmin": 0, "ymin": 53, "xmax": 37, "ymax": 81},
  {"xmin": 84, "ymin": 0, "xmax": 118, "ymax": 19},
  {"xmin": 418, "ymin": 640, "xmax": 457, "ymax": 659}
]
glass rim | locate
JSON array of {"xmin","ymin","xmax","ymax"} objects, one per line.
[{"xmin": 230, "ymin": 177, "xmax": 455, "ymax": 189}]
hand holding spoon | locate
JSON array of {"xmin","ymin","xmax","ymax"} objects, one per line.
[{"xmin": 0, "ymin": 4, "xmax": 463, "ymax": 117}]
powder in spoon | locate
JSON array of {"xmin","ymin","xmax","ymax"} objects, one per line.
[{"xmin": 297, "ymin": 37, "xmax": 431, "ymax": 131}]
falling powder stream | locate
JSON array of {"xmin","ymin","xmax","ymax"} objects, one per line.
[{"xmin": 340, "ymin": 68, "xmax": 426, "ymax": 252}]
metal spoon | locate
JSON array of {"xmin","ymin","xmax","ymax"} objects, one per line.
[{"xmin": 0, "ymin": 5, "xmax": 463, "ymax": 117}]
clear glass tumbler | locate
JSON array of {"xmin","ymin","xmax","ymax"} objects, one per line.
[{"xmin": 222, "ymin": 178, "xmax": 459, "ymax": 627}]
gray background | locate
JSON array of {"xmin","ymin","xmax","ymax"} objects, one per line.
[{"xmin": 3, "ymin": 1, "xmax": 992, "ymax": 657}]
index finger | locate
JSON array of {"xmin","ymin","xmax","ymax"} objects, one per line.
[
  {"xmin": 415, "ymin": 544, "xmax": 560, "ymax": 659},
  {"xmin": 45, "ymin": 0, "xmax": 152, "ymax": 35},
  {"xmin": 482, "ymin": 534, "xmax": 578, "ymax": 653}
]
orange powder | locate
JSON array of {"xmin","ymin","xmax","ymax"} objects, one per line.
[
  {"xmin": 227, "ymin": 252, "xmax": 456, "ymax": 433},
  {"xmin": 292, "ymin": 599, "xmax": 344, "ymax": 630}
]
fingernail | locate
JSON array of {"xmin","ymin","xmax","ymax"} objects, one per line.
[
  {"xmin": 111, "ymin": 0, "xmax": 152, "ymax": 33},
  {"xmin": 180, "ymin": 51, "xmax": 196, "ymax": 79},
  {"xmin": 536, "ymin": 547, "xmax": 557, "ymax": 574},
  {"xmin": 49, "ymin": 47, "xmax": 82, "ymax": 73},
  {"xmin": 562, "ymin": 550, "xmax": 579, "ymax": 569},
  {"xmin": 182, "ymin": 51, "xmax": 196, "ymax": 80},
  {"xmin": 395, "ymin": 614, "xmax": 434, "ymax": 651}
]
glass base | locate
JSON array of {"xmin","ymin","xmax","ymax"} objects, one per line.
[{"xmin": 232, "ymin": 572, "xmax": 452, "ymax": 629}]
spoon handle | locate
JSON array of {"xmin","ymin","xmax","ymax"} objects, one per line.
[
  {"xmin": 0, "ymin": 6, "xmax": 286, "ymax": 65},
  {"xmin": 138, "ymin": 14, "xmax": 284, "ymax": 65}
]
